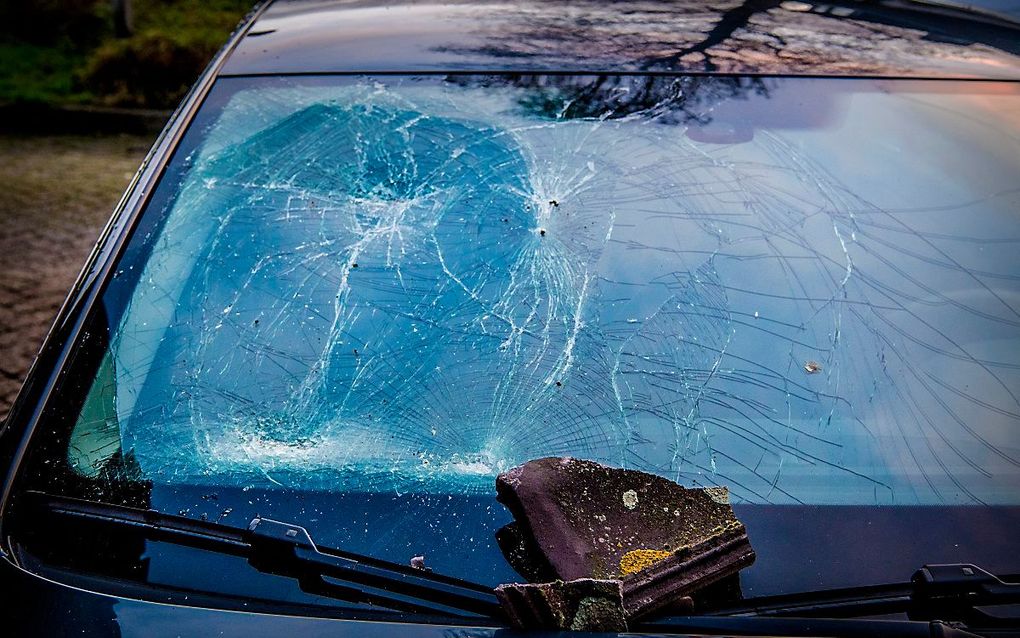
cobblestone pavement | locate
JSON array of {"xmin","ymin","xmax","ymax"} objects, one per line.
[{"xmin": 0, "ymin": 134, "xmax": 149, "ymax": 419}]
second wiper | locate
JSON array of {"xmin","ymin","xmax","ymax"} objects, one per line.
[
  {"xmin": 24, "ymin": 491, "xmax": 504, "ymax": 621},
  {"xmin": 700, "ymin": 563, "xmax": 1020, "ymax": 627}
]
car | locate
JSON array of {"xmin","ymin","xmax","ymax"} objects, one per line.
[{"xmin": 2, "ymin": 0, "xmax": 1020, "ymax": 636}]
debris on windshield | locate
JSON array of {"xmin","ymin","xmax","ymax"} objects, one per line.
[
  {"xmin": 495, "ymin": 457, "xmax": 755, "ymax": 624},
  {"xmin": 495, "ymin": 578, "xmax": 627, "ymax": 632},
  {"xmin": 804, "ymin": 360, "xmax": 823, "ymax": 374},
  {"xmin": 409, "ymin": 555, "xmax": 430, "ymax": 572}
]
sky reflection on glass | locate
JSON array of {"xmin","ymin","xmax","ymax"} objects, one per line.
[{"xmin": 70, "ymin": 76, "xmax": 1020, "ymax": 506}]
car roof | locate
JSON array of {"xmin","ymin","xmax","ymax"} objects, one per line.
[{"xmin": 221, "ymin": 0, "xmax": 1020, "ymax": 79}]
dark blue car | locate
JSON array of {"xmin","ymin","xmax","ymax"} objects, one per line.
[{"xmin": 3, "ymin": 1, "xmax": 1020, "ymax": 636}]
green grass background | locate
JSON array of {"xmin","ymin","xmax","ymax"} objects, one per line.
[{"xmin": 0, "ymin": 0, "xmax": 252, "ymax": 108}]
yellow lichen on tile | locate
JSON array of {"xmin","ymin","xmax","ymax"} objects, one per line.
[{"xmin": 619, "ymin": 548, "xmax": 672, "ymax": 575}]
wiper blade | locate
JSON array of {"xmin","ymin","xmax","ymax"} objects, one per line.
[
  {"xmin": 703, "ymin": 564, "xmax": 1020, "ymax": 626},
  {"xmin": 23, "ymin": 491, "xmax": 504, "ymax": 621}
]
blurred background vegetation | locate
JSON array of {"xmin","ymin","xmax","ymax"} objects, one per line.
[
  {"xmin": 0, "ymin": 2, "xmax": 254, "ymax": 417},
  {"xmin": 0, "ymin": 0, "xmax": 253, "ymax": 109}
]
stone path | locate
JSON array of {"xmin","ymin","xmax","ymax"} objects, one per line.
[{"xmin": 0, "ymin": 134, "xmax": 149, "ymax": 419}]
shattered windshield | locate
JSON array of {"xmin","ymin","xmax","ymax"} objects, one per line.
[{"xmin": 57, "ymin": 75, "xmax": 1020, "ymax": 512}]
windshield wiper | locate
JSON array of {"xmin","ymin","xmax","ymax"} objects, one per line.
[
  {"xmin": 16, "ymin": 492, "xmax": 1020, "ymax": 637},
  {"xmin": 632, "ymin": 565, "xmax": 1019, "ymax": 638},
  {"xmin": 20, "ymin": 491, "xmax": 504, "ymax": 621},
  {"xmin": 700, "ymin": 564, "xmax": 1019, "ymax": 624}
]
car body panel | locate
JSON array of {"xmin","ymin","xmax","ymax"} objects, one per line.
[{"xmin": 2, "ymin": 1, "xmax": 1020, "ymax": 636}]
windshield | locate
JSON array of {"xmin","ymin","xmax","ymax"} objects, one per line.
[{"xmin": 16, "ymin": 74, "xmax": 1020, "ymax": 601}]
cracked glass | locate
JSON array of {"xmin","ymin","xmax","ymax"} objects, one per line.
[{"xmin": 58, "ymin": 74, "xmax": 1020, "ymax": 514}]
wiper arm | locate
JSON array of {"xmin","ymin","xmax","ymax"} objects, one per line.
[
  {"xmin": 912, "ymin": 564, "xmax": 1020, "ymax": 625},
  {"xmin": 22, "ymin": 491, "xmax": 504, "ymax": 621},
  {"xmin": 702, "ymin": 564, "xmax": 1020, "ymax": 627},
  {"xmin": 632, "ymin": 565, "xmax": 1019, "ymax": 638},
  {"xmin": 246, "ymin": 517, "xmax": 503, "ymax": 619}
]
